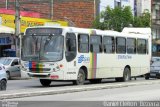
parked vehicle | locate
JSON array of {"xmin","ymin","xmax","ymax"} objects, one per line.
[
  {"xmin": 0, "ymin": 64, "xmax": 7, "ymax": 90},
  {"xmin": 151, "ymin": 57, "xmax": 160, "ymax": 64},
  {"xmin": 145, "ymin": 57, "xmax": 160, "ymax": 79},
  {"xmin": 0, "ymin": 57, "xmax": 21, "ymax": 79}
]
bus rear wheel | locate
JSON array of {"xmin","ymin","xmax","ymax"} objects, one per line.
[
  {"xmin": 115, "ymin": 67, "xmax": 131, "ymax": 82},
  {"xmin": 40, "ymin": 79, "xmax": 51, "ymax": 87},
  {"xmin": 145, "ymin": 73, "xmax": 150, "ymax": 80},
  {"xmin": 73, "ymin": 69, "xmax": 85, "ymax": 85},
  {"xmin": 123, "ymin": 67, "xmax": 131, "ymax": 82}
]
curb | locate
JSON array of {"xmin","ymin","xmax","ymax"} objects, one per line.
[{"xmin": 1, "ymin": 79, "xmax": 160, "ymax": 100}]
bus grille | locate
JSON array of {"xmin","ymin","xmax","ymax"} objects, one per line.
[{"xmin": 29, "ymin": 68, "xmax": 51, "ymax": 73}]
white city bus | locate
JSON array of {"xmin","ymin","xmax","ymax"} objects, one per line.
[{"xmin": 21, "ymin": 26, "xmax": 151, "ymax": 86}]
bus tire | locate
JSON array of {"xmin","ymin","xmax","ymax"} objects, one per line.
[
  {"xmin": 145, "ymin": 74, "xmax": 150, "ymax": 80},
  {"xmin": 123, "ymin": 67, "xmax": 131, "ymax": 82},
  {"xmin": 40, "ymin": 79, "xmax": 51, "ymax": 87},
  {"xmin": 73, "ymin": 69, "xmax": 85, "ymax": 85},
  {"xmin": 89, "ymin": 79, "xmax": 102, "ymax": 84}
]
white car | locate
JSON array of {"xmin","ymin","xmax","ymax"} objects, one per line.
[
  {"xmin": 0, "ymin": 57, "xmax": 21, "ymax": 79},
  {"xmin": 0, "ymin": 64, "xmax": 7, "ymax": 91}
]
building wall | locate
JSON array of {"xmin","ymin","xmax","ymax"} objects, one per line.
[
  {"xmin": 152, "ymin": 0, "xmax": 160, "ymax": 40},
  {"xmin": 136, "ymin": 0, "xmax": 151, "ymax": 16},
  {"xmin": 151, "ymin": 0, "xmax": 160, "ymax": 56},
  {"xmin": 0, "ymin": 0, "xmax": 100, "ymax": 28},
  {"xmin": 52, "ymin": 0, "xmax": 99, "ymax": 28}
]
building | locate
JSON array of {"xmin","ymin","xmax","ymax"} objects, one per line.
[
  {"xmin": 152, "ymin": 0, "xmax": 160, "ymax": 40},
  {"xmin": 136, "ymin": 0, "xmax": 151, "ymax": 16},
  {"xmin": 100, "ymin": 0, "xmax": 135, "ymax": 15},
  {"xmin": 152, "ymin": 0, "xmax": 160, "ymax": 56},
  {"xmin": 0, "ymin": 0, "xmax": 100, "ymax": 28},
  {"xmin": 100, "ymin": 0, "xmax": 151, "ymax": 17}
]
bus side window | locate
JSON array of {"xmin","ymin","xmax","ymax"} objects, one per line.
[
  {"xmin": 65, "ymin": 33, "xmax": 77, "ymax": 62},
  {"xmin": 137, "ymin": 39, "xmax": 147, "ymax": 54},
  {"xmin": 90, "ymin": 35, "xmax": 102, "ymax": 53},
  {"xmin": 78, "ymin": 34, "xmax": 89, "ymax": 53},
  {"xmin": 103, "ymin": 36, "xmax": 115, "ymax": 53},
  {"xmin": 116, "ymin": 37, "xmax": 126, "ymax": 54},
  {"xmin": 146, "ymin": 39, "xmax": 149, "ymax": 54},
  {"xmin": 127, "ymin": 38, "xmax": 136, "ymax": 54}
]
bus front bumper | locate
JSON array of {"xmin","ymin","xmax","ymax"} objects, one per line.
[
  {"xmin": 27, "ymin": 72, "xmax": 50, "ymax": 78},
  {"xmin": 27, "ymin": 72, "xmax": 60, "ymax": 80}
]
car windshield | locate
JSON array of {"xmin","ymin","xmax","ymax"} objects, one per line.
[
  {"xmin": 0, "ymin": 58, "xmax": 12, "ymax": 65},
  {"xmin": 22, "ymin": 35, "xmax": 64, "ymax": 62}
]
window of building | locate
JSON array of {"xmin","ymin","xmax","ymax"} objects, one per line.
[
  {"xmin": 116, "ymin": 37, "xmax": 126, "ymax": 54},
  {"xmin": 127, "ymin": 38, "xmax": 136, "ymax": 54},
  {"xmin": 137, "ymin": 39, "xmax": 147, "ymax": 54},
  {"xmin": 78, "ymin": 34, "xmax": 89, "ymax": 53},
  {"xmin": 90, "ymin": 35, "xmax": 102, "ymax": 53},
  {"xmin": 103, "ymin": 36, "xmax": 115, "ymax": 53}
]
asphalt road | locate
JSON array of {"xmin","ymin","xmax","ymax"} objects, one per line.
[
  {"xmin": 7, "ymin": 78, "xmax": 144, "ymax": 90},
  {"xmin": 5, "ymin": 82, "xmax": 160, "ymax": 107},
  {"xmin": 7, "ymin": 79, "xmax": 73, "ymax": 90}
]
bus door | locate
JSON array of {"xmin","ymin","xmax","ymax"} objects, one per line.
[{"xmin": 65, "ymin": 33, "xmax": 77, "ymax": 79}]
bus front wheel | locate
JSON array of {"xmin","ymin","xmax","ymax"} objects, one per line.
[
  {"xmin": 73, "ymin": 69, "xmax": 85, "ymax": 85},
  {"xmin": 40, "ymin": 79, "xmax": 51, "ymax": 87}
]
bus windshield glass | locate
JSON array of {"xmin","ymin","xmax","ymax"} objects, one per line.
[{"xmin": 22, "ymin": 35, "xmax": 64, "ymax": 62}]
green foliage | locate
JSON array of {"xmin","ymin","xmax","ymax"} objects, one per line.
[
  {"xmin": 133, "ymin": 11, "xmax": 151, "ymax": 27},
  {"xmin": 92, "ymin": 6, "xmax": 151, "ymax": 32}
]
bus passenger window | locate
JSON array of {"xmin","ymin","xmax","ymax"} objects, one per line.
[
  {"xmin": 90, "ymin": 35, "xmax": 102, "ymax": 53},
  {"xmin": 78, "ymin": 34, "xmax": 89, "ymax": 53},
  {"xmin": 146, "ymin": 40, "xmax": 148, "ymax": 54},
  {"xmin": 137, "ymin": 39, "xmax": 147, "ymax": 54},
  {"xmin": 127, "ymin": 38, "xmax": 136, "ymax": 54},
  {"xmin": 103, "ymin": 36, "xmax": 115, "ymax": 53},
  {"xmin": 116, "ymin": 37, "xmax": 126, "ymax": 54}
]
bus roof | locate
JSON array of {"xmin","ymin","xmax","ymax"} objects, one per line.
[
  {"xmin": 25, "ymin": 26, "xmax": 151, "ymax": 39},
  {"xmin": 122, "ymin": 27, "xmax": 151, "ymax": 35}
]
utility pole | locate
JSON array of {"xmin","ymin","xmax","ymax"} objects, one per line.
[
  {"xmin": 15, "ymin": 0, "xmax": 20, "ymax": 57},
  {"xmin": 50, "ymin": 0, "xmax": 54, "ymax": 19},
  {"xmin": 6, "ymin": 0, "xmax": 8, "ymax": 9}
]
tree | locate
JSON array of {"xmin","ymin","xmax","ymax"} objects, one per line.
[
  {"xmin": 133, "ymin": 11, "xmax": 151, "ymax": 27},
  {"xmin": 92, "ymin": 6, "xmax": 151, "ymax": 32}
]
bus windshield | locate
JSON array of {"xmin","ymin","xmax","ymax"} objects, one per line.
[{"xmin": 22, "ymin": 35, "xmax": 64, "ymax": 62}]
